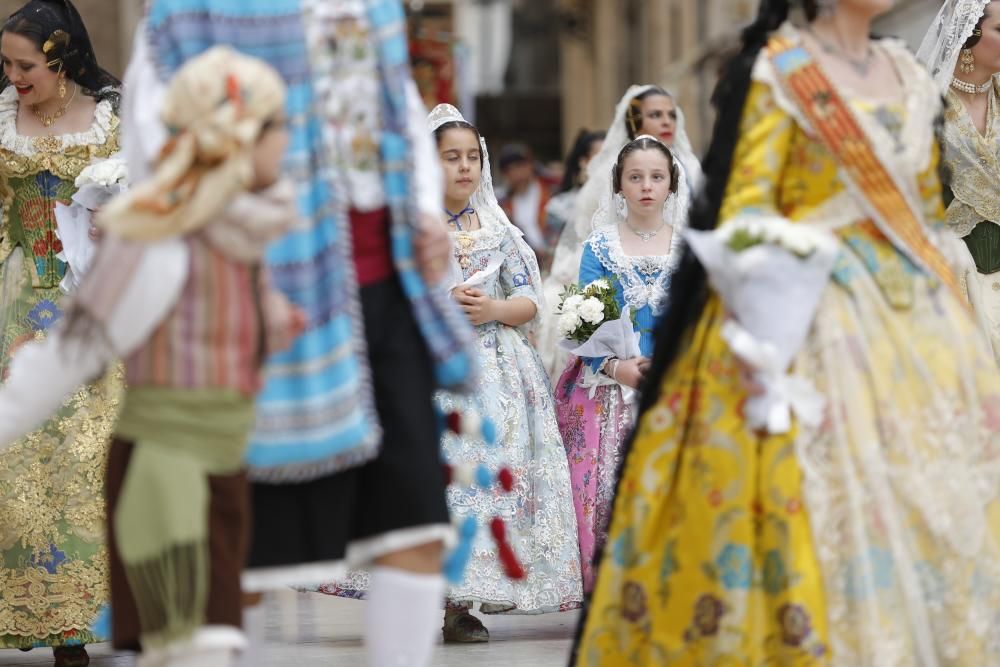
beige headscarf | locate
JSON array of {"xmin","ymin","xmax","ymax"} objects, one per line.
[{"xmin": 99, "ymin": 45, "xmax": 287, "ymax": 241}]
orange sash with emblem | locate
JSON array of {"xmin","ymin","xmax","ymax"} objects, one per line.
[{"xmin": 766, "ymin": 35, "xmax": 964, "ymax": 305}]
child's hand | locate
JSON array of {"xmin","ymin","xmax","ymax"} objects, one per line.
[
  {"xmin": 264, "ymin": 289, "xmax": 307, "ymax": 353},
  {"xmin": 454, "ymin": 287, "xmax": 496, "ymax": 326},
  {"xmin": 611, "ymin": 357, "xmax": 648, "ymax": 390},
  {"xmin": 88, "ymin": 209, "xmax": 103, "ymax": 241}
]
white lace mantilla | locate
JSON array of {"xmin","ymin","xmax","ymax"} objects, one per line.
[
  {"xmin": 585, "ymin": 224, "xmax": 684, "ymax": 316},
  {"xmin": 0, "ymin": 87, "xmax": 115, "ymax": 157}
]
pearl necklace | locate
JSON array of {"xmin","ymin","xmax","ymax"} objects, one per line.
[{"xmin": 951, "ymin": 77, "xmax": 992, "ymax": 95}]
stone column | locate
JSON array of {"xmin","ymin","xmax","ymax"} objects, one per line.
[{"xmin": 119, "ymin": 0, "xmax": 144, "ymax": 71}]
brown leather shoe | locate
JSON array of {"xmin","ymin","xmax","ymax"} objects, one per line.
[
  {"xmin": 53, "ymin": 645, "xmax": 90, "ymax": 667},
  {"xmin": 442, "ymin": 609, "xmax": 489, "ymax": 643}
]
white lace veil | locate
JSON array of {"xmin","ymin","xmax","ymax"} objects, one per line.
[
  {"xmin": 572, "ymin": 85, "xmax": 702, "ymax": 243},
  {"xmin": 590, "ymin": 135, "xmax": 692, "ymax": 233},
  {"xmin": 426, "ymin": 103, "xmax": 545, "ymax": 326},
  {"xmin": 916, "ymin": 0, "xmax": 991, "ymax": 93}
]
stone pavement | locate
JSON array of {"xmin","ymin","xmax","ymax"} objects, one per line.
[{"xmin": 0, "ymin": 592, "xmax": 578, "ymax": 666}]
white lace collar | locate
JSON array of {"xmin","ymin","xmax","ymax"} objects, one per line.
[
  {"xmin": 0, "ymin": 87, "xmax": 116, "ymax": 157},
  {"xmin": 588, "ymin": 223, "xmax": 685, "ymax": 315}
]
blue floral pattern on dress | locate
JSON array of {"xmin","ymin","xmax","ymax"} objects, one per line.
[
  {"xmin": 715, "ymin": 543, "xmax": 753, "ymax": 590},
  {"xmin": 26, "ymin": 299, "xmax": 61, "ymax": 331}
]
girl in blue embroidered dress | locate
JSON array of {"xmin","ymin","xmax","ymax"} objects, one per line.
[{"xmin": 554, "ymin": 136, "xmax": 689, "ymax": 591}]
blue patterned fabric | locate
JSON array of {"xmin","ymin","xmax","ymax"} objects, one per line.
[
  {"xmin": 577, "ymin": 226, "xmax": 680, "ymax": 371},
  {"xmin": 145, "ymin": 0, "xmax": 475, "ymax": 482},
  {"xmin": 363, "ymin": 0, "xmax": 476, "ymax": 389}
]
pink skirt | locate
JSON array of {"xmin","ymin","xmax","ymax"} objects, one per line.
[{"xmin": 554, "ymin": 357, "xmax": 634, "ymax": 592}]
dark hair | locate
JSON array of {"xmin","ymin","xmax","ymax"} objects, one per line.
[
  {"xmin": 558, "ymin": 128, "xmax": 605, "ymax": 193},
  {"xmin": 612, "ymin": 136, "xmax": 679, "ymax": 195},
  {"xmin": 1, "ymin": 0, "xmax": 119, "ymax": 104},
  {"xmin": 498, "ymin": 142, "xmax": 532, "ymax": 172},
  {"xmin": 964, "ymin": 5, "xmax": 992, "ymax": 50},
  {"xmin": 433, "ymin": 119, "xmax": 482, "ymax": 159},
  {"xmin": 625, "ymin": 86, "xmax": 673, "ymax": 140}
]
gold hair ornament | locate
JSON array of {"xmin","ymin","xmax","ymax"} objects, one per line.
[{"xmin": 42, "ymin": 29, "xmax": 69, "ymax": 69}]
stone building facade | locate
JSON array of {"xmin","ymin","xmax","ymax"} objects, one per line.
[
  {"xmin": 558, "ymin": 0, "xmax": 941, "ymax": 152},
  {"xmin": 0, "ymin": 0, "xmax": 942, "ymax": 158}
]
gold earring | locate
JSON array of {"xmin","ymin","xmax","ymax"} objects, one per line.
[
  {"xmin": 58, "ymin": 73, "xmax": 67, "ymax": 99},
  {"xmin": 961, "ymin": 48, "xmax": 976, "ymax": 75}
]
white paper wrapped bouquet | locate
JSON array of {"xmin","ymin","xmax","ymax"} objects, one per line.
[
  {"xmin": 55, "ymin": 154, "xmax": 129, "ymax": 293},
  {"xmin": 557, "ymin": 279, "xmax": 642, "ymax": 399},
  {"xmin": 684, "ymin": 216, "xmax": 840, "ymax": 434}
]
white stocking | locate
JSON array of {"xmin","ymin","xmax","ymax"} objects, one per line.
[
  {"xmin": 138, "ymin": 626, "xmax": 246, "ymax": 667},
  {"xmin": 364, "ymin": 567, "xmax": 445, "ymax": 667},
  {"xmin": 232, "ymin": 602, "xmax": 265, "ymax": 667}
]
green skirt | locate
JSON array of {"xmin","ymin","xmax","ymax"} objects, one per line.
[{"xmin": 0, "ymin": 248, "xmax": 122, "ymax": 648}]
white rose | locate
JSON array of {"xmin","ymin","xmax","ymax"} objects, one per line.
[
  {"xmin": 578, "ymin": 297, "xmax": 605, "ymax": 325},
  {"xmin": 586, "ymin": 278, "xmax": 610, "ymax": 292},
  {"xmin": 558, "ymin": 311, "xmax": 582, "ymax": 337},
  {"xmin": 76, "ymin": 157, "xmax": 128, "ymax": 189},
  {"xmin": 562, "ymin": 294, "xmax": 585, "ymax": 314}
]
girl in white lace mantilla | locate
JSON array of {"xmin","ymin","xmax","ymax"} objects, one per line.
[
  {"xmin": 553, "ymin": 135, "xmax": 688, "ymax": 593},
  {"xmin": 431, "ymin": 105, "xmax": 582, "ymax": 639},
  {"xmin": 327, "ymin": 105, "xmax": 583, "ymax": 642}
]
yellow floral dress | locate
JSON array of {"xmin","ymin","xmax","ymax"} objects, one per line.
[
  {"xmin": 0, "ymin": 87, "xmax": 123, "ymax": 649},
  {"xmin": 577, "ymin": 32, "xmax": 1000, "ymax": 667}
]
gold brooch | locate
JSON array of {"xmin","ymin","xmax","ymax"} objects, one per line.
[{"xmin": 32, "ymin": 134, "xmax": 61, "ymax": 153}]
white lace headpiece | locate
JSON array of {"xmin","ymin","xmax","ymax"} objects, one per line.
[
  {"xmin": 916, "ymin": 0, "xmax": 992, "ymax": 93},
  {"xmin": 590, "ymin": 134, "xmax": 691, "ymax": 232},
  {"xmin": 428, "ymin": 103, "xmax": 507, "ymax": 228},
  {"xmin": 572, "ymin": 85, "xmax": 702, "ymax": 241}
]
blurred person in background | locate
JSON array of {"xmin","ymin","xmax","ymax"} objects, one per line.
[
  {"xmin": 543, "ymin": 130, "xmax": 606, "ymax": 259},
  {"xmin": 124, "ymin": 2, "xmax": 478, "ymax": 666},
  {"xmin": 498, "ymin": 143, "xmax": 553, "ymax": 261},
  {"xmin": 918, "ymin": 0, "xmax": 1000, "ymax": 364}
]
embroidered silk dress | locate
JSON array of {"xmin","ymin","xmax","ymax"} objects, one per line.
[
  {"xmin": 576, "ymin": 28, "xmax": 1000, "ymax": 666},
  {"xmin": 0, "ymin": 87, "xmax": 122, "ymax": 649},
  {"xmin": 437, "ymin": 207, "xmax": 583, "ymax": 613},
  {"xmin": 554, "ymin": 224, "xmax": 683, "ymax": 592},
  {"xmin": 941, "ymin": 77, "xmax": 1000, "ymax": 364},
  {"xmin": 326, "ymin": 205, "xmax": 584, "ymax": 612}
]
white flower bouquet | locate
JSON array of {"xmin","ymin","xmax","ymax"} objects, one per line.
[
  {"xmin": 556, "ymin": 278, "xmax": 621, "ymax": 343},
  {"xmin": 557, "ymin": 279, "xmax": 642, "ymax": 401},
  {"xmin": 55, "ymin": 155, "xmax": 129, "ymax": 293},
  {"xmin": 684, "ymin": 216, "xmax": 840, "ymax": 434}
]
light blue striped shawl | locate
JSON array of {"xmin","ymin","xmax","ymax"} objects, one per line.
[{"xmin": 145, "ymin": 0, "xmax": 476, "ymax": 482}]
